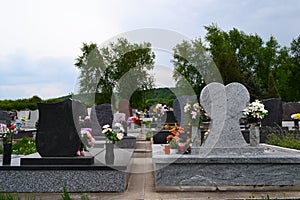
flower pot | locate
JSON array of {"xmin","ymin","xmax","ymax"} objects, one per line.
[
  {"xmin": 165, "ymin": 146, "xmax": 170, "ymax": 154},
  {"xmin": 105, "ymin": 143, "xmax": 115, "ymax": 165},
  {"xmin": 170, "ymin": 148, "xmax": 177, "ymax": 154},
  {"xmin": 191, "ymin": 126, "xmax": 201, "ymax": 148},
  {"xmin": 249, "ymin": 125, "xmax": 260, "ymax": 147},
  {"xmin": 2, "ymin": 143, "xmax": 12, "ymax": 165}
]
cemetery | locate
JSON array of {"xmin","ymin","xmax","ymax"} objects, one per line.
[{"xmin": 0, "ymin": 82, "xmax": 300, "ymax": 196}]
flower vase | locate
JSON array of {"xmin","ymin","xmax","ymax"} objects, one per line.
[
  {"xmin": 2, "ymin": 143, "xmax": 12, "ymax": 165},
  {"xmin": 249, "ymin": 124, "xmax": 260, "ymax": 146},
  {"xmin": 157, "ymin": 118, "xmax": 162, "ymax": 130},
  {"xmin": 294, "ymin": 119, "xmax": 299, "ymax": 129},
  {"xmin": 191, "ymin": 126, "xmax": 201, "ymax": 148},
  {"xmin": 105, "ymin": 143, "xmax": 115, "ymax": 165}
]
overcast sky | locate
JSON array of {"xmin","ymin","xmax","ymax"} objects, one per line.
[{"xmin": 0, "ymin": 0, "xmax": 300, "ymax": 100}]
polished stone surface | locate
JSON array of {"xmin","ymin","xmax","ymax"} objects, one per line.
[
  {"xmin": 200, "ymin": 82, "xmax": 249, "ymax": 149},
  {"xmin": 36, "ymin": 99, "xmax": 85, "ymax": 157},
  {"xmin": 152, "ymin": 144, "xmax": 300, "ymax": 190},
  {"xmin": 261, "ymin": 98, "xmax": 282, "ymax": 126}
]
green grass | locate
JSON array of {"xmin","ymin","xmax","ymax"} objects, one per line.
[
  {"xmin": 266, "ymin": 129, "xmax": 300, "ymax": 150},
  {"xmin": 0, "ymin": 137, "xmax": 37, "ymax": 155}
]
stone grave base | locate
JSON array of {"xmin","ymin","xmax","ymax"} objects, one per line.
[
  {"xmin": 0, "ymin": 148, "xmax": 134, "ymax": 192},
  {"xmin": 152, "ymin": 144, "xmax": 300, "ymax": 191}
]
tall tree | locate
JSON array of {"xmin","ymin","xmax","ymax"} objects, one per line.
[
  {"xmin": 75, "ymin": 38, "xmax": 155, "ymax": 104},
  {"xmin": 171, "ymin": 38, "xmax": 212, "ymax": 97}
]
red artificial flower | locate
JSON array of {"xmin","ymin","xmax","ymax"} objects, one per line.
[{"xmin": 8, "ymin": 125, "xmax": 15, "ymax": 130}]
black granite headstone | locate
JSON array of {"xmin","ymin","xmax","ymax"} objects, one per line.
[
  {"xmin": 91, "ymin": 104, "xmax": 113, "ymax": 136},
  {"xmin": 261, "ymin": 98, "xmax": 282, "ymax": 127},
  {"xmin": 161, "ymin": 111, "xmax": 177, "ymax": 125},
  {"xmin": 173, "ymin": 95, "xmax": 197, "ymax": 126},
  {"xmin": 0, "ymin": 111, "xmax": 11, "ymax": 126},
  {"xmin": 36, "ymin": 99, "xmax": 84, "ymax": 157},
  {"xmin": 282, "ymin": 102, "xmax": 300, "ymax": 121}
]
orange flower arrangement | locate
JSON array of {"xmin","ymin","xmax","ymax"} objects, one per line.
[{"xmin": 166, "ymin": 124, "xmax": 184, "ymax": 148}]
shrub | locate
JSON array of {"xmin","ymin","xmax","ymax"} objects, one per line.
[{"xmin": 11, "ymin": 137, "xmax": 37, "ymax": 155}]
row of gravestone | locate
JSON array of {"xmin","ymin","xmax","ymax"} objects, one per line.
[
  {"xmin": 150, "ymin": 97, "xmax": 300, "ymax": 127},
  {"xmin": 36, "ymin": 99, "xmax": 136, "ymax": 157}
]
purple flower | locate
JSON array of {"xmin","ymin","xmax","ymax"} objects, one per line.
[{"xmin": 191, "ymin": 111, "xmax": 197, "ymax": 119}]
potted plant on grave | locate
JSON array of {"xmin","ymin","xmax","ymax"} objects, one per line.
[
  {"xmin": 102, "ymin": 124, "xmax": 124, "ymax": 164},
  {"xmin": 0, "ymin": 124, "xmax": 16, "ymax": 165},
  {"xmin": 291, "ymin": 113, "xmax": 300, "ymax": 129},
  {"xmin": 242, "ymin": 100, "xmax": 268, "ymax": 146},
  {"xmin": 165, "ymin": 124, "xmax": 185, "ymax": 154}
]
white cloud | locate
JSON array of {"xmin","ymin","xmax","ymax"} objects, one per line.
[
  {"xmin": 0, "ymin": 83, "xmax": 71, "ymax": 100},
  {"xmin": 0, "ymin": 0, "xmax": 300, "ymax": 100}
]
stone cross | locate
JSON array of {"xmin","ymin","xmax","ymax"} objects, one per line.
[{"xmin": 200, "ymin": 82, "xmax": 249, "ymax": 148}]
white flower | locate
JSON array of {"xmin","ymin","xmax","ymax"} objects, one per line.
[
  {"xmin": 120, "ymin": 127, "xmax": 125, "ymax": 133},
  {"xmin": 117, "ymin": 133, "xmax": 123, "ymax": 140},
  {"xmin": 102, "ymin": 129, "xmax": 108, "ymax": 134},
  {"xmin": 115, "ymin": 123, "xmax": 122, "ymax": 128},
  {"xmin": 103, "ymin": 124, "xmax": 110, "ymax": 129},
  {"xmin": 184, "ymin": 103, "xmax": 191, "ymax": 113}
]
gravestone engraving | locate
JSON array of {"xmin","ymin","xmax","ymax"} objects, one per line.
[
  {"xmin": 282, "ymin": 102, "xmax": 300, "ymax": 121},
  {"xmin": 173, "ymin": 95, "xmax": 197, "ymax": 126},
  {"xmin": 119, "ymin": 99, "xmax": 132, "ymax": 120},
  {"xmin": 36, "ymin": 99, "xmax": 85, "ymax": 157},
  {"xmin": 0, "ymin": 111, "xmax": 11, "ymax": 126},
  {"xmin": 261, "ymin": 98, "xmax": 282, "ymax": 127},
  {"xmin": 200, "ymin": 82, "xmax": 249, "ymax": 148},
  {"xmin": 91, "ymin": 104, "xmax": 113, "ymax": 136}
]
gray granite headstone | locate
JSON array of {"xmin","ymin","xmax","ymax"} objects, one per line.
[
  {"xmin": 282, "ymin": 102, "xmax": 300, "ymax": 121},
  {"xmin": 91, "ymin": 104, "xmax": 113, "ymax": 136},
  {"xmin": 261, "ymin": 98, "xmax": 282, "ymax": 127},
  {"xmin": 200, "ymin": 82, "xmax": 249, "ymax": 148},
  {"xmin": 0, "ymin": 111, "xmax": 11, "ymax": 126},
  {"xmin": 36, "ymin": 99, "xmax": 85, "ymax": 157},
  {"xmin": 173, "ymin": 95, "xmax": 197, "ymax": 126}
]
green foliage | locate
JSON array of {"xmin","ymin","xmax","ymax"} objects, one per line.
[
  {"xmin": 0, "ymin": 193, "xmax": 20, "ymax": 200},
  {"xmin": 74, "ymin": 38, "xmax": 155, "ymax": 104},
  {"xmin": 146, "ymin": 131, "xmax": 153, "ymax": 141},
  {"xmin": 11, "ymin": 137, "xmax": 37, "ymax": 155},
  {"xmin": 171, "ymin": 38, "xmax": 208, "ymax": 97},
  {"xmin": 266, "ymin": 130, "xmax": 300, "ymax": 150},
  {"xmin": 61, "ymin": 184, "xmax": 71, "ymax": 200}
]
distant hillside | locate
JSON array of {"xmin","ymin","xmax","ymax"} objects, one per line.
[{"xmin": 0, "ymin": 88, "xmax": 183, "ymax": 111}]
